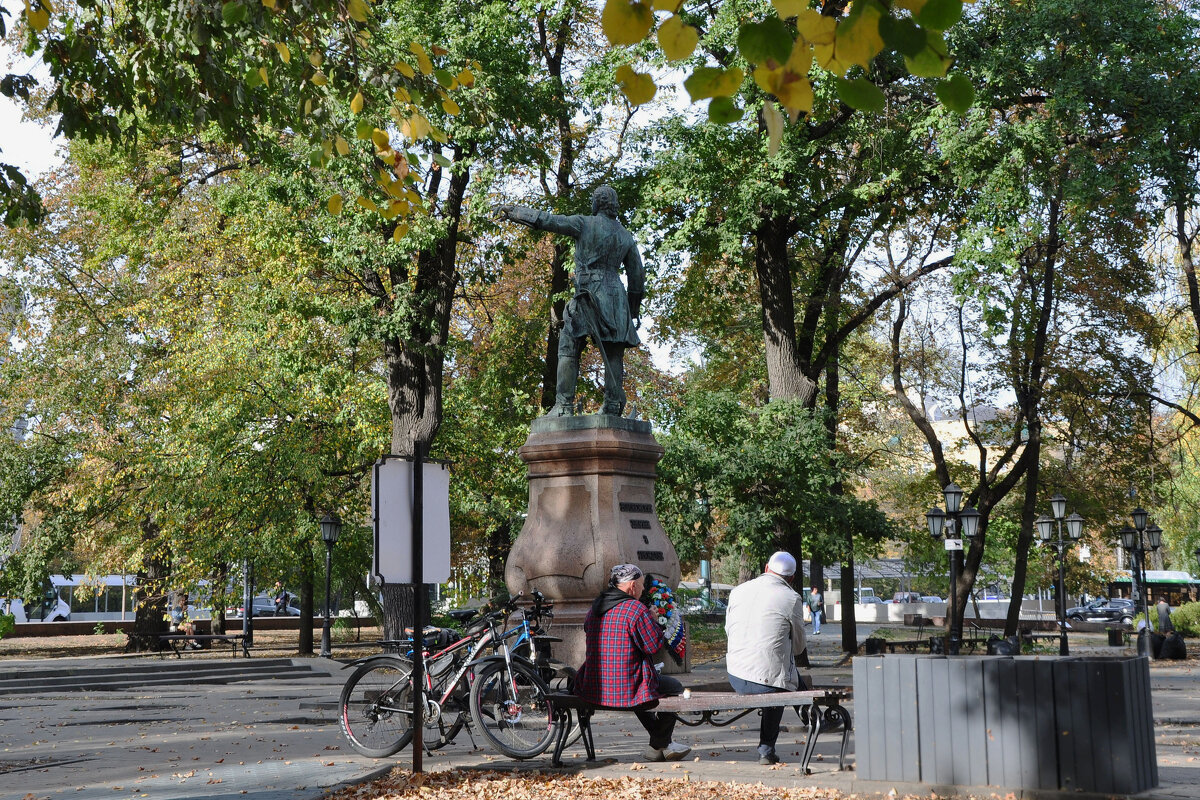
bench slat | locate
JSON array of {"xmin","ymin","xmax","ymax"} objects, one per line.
[{"xmin": 548, "ymin": 689, "xmax": 849, "ymax": 713}]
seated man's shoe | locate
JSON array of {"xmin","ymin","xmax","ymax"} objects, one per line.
[
  {"xmin": 662, "ymin": 742, "xmax": 691, "ymax": 761},
  {"xmin": 642, "ymin": 746, "xmax": 666, "ymax": 762},
  {"xmin": 758, "ymin": 752, "xmax": 781, "ymax": 765}
]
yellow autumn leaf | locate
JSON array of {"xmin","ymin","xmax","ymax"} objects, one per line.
[
  {"xmin": 393, "ymin": 223, "xmax": 410, "ymax": 242},
  {"xmin": 356, "ymin": 195, "xmax": 379, "ymax": 213},
  {"xmin": 786, "ymin": 37, "xmax": 814, "ymax": 76},
  {"xmin": 304, "ymin": 98, "xmax": 313, "ymax": 115},
  {"xmin": 442, "ymin": 98, "xmax": 460, "ymax": 115},
  {"xmin": 350, "ymin": 91, "xmax": 365, "ymax": 114},
  {"xmin": 814, "ymin": 43, "xmax": 850, "ymax": 77},
  {"xmin": 395, "ymin": 60, "xmax": 415, "ymax": 78},
  {"xmin": 410, "ymin": 42, "xmax": 434, "ymax": 75},
  {"xmin": 771, "ymin": 0, "xmax": 805, "ymax": 17},
  {"xmin": 309, "ymin": 50, "xmax": 323, "ymax": 67},
  {"xmin": 430, "ymin": 127, "xmax": 448, "ymax": 144},
  {"xmin": 763, "ymin": 103, "xmax": 784, "ymax": 157},
  {"xmin": 379, "ymin": 150, "xmax": 396, "ymax": 166},
  {"xmin": 657, "ymin": 15, "xmax": 698, "ymax": 61},
  {"xmin": 327, "ymin": 194, "xmax": 344, "ymax": 215},
  {"xmin": 26, "ymin": 0, "xmax": 50, "ymax": 31},
  {"xmin": 322, "ymin": 139, "xmax": 333, "ymax": 159},
  {"xmin": 615, "ymin": 64, "xmax": 656, "ymax": 106},
  {"xmin": 258, "ymin": 67, "xmax": 270, "ymax": 86},
  {"xmin": 262, "ymin": 0, "xmax": 277, "ymax": 8},
  {"xmin": 894, "ymin": 0, "xmax": 928, "ymax": 12},
  {"xmin": 335, "ymin": 136, "xmax": 350, "ymax": 156},
  {"xmin": 835, "ymin": 2, "xmax": 885, "ymax": 70},
  {"xmin": 371, "ymin": 128, "xmax": 390, "ymax": 150},
  {"xmin": 651, "ymin": 0, "xmax": 681, "ymax": 10},
  {"xmin": 777, "ymin": 75, "xmax": 813, "ymax": 114},
  {"xmin": 456, "ymin": 69, "xmax": 475, "ymax": 87},
  {"xmin": 601, "ymin": 0, "xmax": 653, "ymax": 46},
  {"xmin": 795, "ymin": 8, "xmax": 836, "ymax": 46},
  {"xmin": 394, "ymin": 86, "xmax": 412, "ymax": 103},
  {"xmin": 390, "ymin": 198, "xmax": 411, "ymax": 216},
  {"xmin": 347, "ymin": 0, "xmax": 370, "ymax": 23},
  {"xmin": 311, "ymin": 71, "xmax": 328, "ymax": 86},
  {"xmin": 401, "ymin": 114, "xmax": 432, "ymax": 141},
  {"xmin": 274, "ymin": 42, "xmax": 291, "ymax": 63}
]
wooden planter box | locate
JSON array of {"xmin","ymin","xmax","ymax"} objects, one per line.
[{"xmin": 854, "ymin": 654, "xmax": 1157, "ymax": 793}]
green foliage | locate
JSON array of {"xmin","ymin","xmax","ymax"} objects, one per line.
[
  {"xmin": 0, "ymin": 612, "xmax": 13, "ymax": 640},
  {"xmin": 656, "ymin": 389, "xmax": 892, "ymax": 570},
  {"xmin": 1170, "ymin": 602, "xmax": 1200, "ymax": 638}
]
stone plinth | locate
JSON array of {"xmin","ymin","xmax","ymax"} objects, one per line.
[{"xmin": 505, "ymin": 415, "xmax": 681, "ymax": 669}]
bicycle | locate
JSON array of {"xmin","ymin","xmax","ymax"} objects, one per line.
[{"xmin": 338, "ymin": 594, "xmax": 557, "ymax": 759}]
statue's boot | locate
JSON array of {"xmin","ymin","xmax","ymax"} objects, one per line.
[
  {"xmin": 601, "ymin": 344, "xmax": 626, "ymax": 416},
  {"xmin": 546, "ymin": 356, "xmax": 578, "ymax": 417}
]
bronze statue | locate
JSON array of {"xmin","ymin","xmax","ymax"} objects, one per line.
[{"xmin": 500, "ymin": 186, "xmax": 644, "ymax": 416}]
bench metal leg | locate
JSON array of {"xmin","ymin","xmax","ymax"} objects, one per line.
[
  {"xmin": 800, "ymin": 703, "xmax": 824, "ymax": 774},
  {"xmin": 578, "ymin": 708, "xmax": 596, "ymax": 761},
  {"xmin": 550, "ymin": 707, "xmax": 572, "ymax": 766}
]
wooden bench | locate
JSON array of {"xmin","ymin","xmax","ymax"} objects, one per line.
[
  {"xmin": 158, "ymin": 633, "xmax": 250, "ymax": 658},
  {"xmin": 546, "ymin": 689, "xmax": 851, "ymax": 773}
]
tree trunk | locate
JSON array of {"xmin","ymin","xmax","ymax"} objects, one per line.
[
  {"xmin": 755, "ymin": 214, "xmax": 817, "ymax": 405},
  {"xmin": 129, "ymin": 520, "xmax": 170, "ymax": 651},
  {"xmin": 210, "ymin": 561, "xmax": 228, "ymax": 636},
  {"xmin": 1005, "ymin": 434, "xmax": 1041, "ymax": 636},
  {"xmin": 377, "ymin": 159, "xmax": 473, "ymax": 640},
  {"xmin": 298, "ymin": 556, "xmax": 315, "ymax": 655}
]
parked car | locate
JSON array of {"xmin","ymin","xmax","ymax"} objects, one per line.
[
  {"xmin": 1065, "ymin": 597, "xmax": 1135, "ymax": 624},
  {"xmin": 226, "ymin": 594, "xmax": 301, "ymax": 617},
  {"xmin": 857, "ymin": 595, "xmax": 885, "ymax": 605},
  {"xmin": 920, "ymin": 595, "xmax": 944, "ymax": 603},
  {"xmin": 683, "ymin": 597, "xmax": 727, "ymax": 615},
  {"xmin": 892, "ymin": 591, "xmax": 923, "ymax": 604}
]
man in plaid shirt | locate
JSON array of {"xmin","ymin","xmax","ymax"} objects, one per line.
[{"xmin": 574, "ymin": 563, "xmax": 691, "ymax": 761}]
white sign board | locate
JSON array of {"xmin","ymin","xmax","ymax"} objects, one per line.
[
  {"xmin": 372, "ymin": 456, "xmax": 451, "ymax": 585},
  {"xmin": 944, "ymin": 539, "xmax": 964, "ymax": 551}
]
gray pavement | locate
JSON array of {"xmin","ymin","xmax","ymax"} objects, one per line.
[{"xmin": 0, "ymin": 634, "xmax": 1198, "ymax": 800}]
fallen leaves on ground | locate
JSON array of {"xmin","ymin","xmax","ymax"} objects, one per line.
[{"xmin": 322, "ymin": 769, "xmax": 982, "ymax": 800}]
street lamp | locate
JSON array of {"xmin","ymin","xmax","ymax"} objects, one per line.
[
  {"xmin": 1120, "ymin": 511, "xmax": 1161, "ymax": 658},
  {"xmin": 319, "ymin": 513, "xmax": 342, "ymax": 659},
  {"xmin": 926, "ymin": 483, "xmax": 980, "ymax": 655},
  {"xmin": 1035, "ymin": 496, "xmax": 1084, "ymax": 655}
]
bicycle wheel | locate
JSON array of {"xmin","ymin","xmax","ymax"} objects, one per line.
[
  {"xmin": 339, "ymin": 659, "xmax": 414, "ymax": 757},
  {"xmin": 469, "ymin": 659, "xmax": 556, "ymax": 759},
  {"xmin": 424, "ymin": 672, "xmax": 470, "ymax": 750}
]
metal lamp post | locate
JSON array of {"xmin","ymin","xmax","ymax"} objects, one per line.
[
  {"xmin": 1120, "ymin": 511, "xmax": 1161, "ymax": 658},
  {"xmin": 926, "ymin": 483, "xmax": 980, "ymax": 655},
  {"xmin": 1035, "ymin": 495, "xmax": 1084, "ymax": 655},
  {"xmin": 319, "ymin": 513, "xmax": 342, "ymax": 659}
]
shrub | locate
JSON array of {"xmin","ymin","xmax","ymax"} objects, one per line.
[
  {"xmin": 1171, "ymin": 601, "xmax": 1200, "ymax": 637},
  {"xmin": 0, "ymin": 613, "xmax": 14, "ymax": 640}
]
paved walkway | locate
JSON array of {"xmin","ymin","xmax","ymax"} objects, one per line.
[{"xmin": 0, "ymin": 636, "xmax": 1197, "ymax": 800}]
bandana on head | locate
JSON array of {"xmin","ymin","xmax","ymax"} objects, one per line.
[{"xmin": 610, "ymin": 563, "xmax": 644, "ymax": 584}]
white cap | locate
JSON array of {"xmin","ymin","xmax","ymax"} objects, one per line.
[{"xmin": 766, "ymin": 551, "xmax": 796, "ymax": 576}]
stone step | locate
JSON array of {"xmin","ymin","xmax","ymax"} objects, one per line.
[{"xmin": 0, "ymin": 659, "xmax": 329, "ymax": 694}]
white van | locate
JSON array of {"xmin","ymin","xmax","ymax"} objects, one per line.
[{"xmin": 0, "ymin": 594, "xmax": 70, "ymax": 622}]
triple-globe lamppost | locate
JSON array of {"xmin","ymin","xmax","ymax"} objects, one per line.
[
  {"xmin": 1034, "ymin": 493, "xmax": 1084, "ymax": 656},
  {"xmin": 319, "ymin": 513, "xmax": 342, "ymax": 659},
  {"xmin": 926, "ymin": 483, "xmax": 981, "ymax": 655},
  {"xmin": 1118, "ymin": 507, "xmax": 1161, "ymax": 658}
]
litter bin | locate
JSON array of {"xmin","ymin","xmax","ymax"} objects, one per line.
[{"xmin": 1107, "ymin": 628, "xmax": 1124, "ymax": 646}]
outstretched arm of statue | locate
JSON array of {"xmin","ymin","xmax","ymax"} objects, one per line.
[{"xmin": 496, "ymin": 203, "xmax": 538, "ymax": 228}]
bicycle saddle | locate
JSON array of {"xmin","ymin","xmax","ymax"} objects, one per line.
[{"xmin": 447, "ymin": 608, "xmax": 477, "ymax": 623}]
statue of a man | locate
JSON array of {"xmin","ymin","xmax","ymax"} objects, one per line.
[{"xmin": 500, "ymin": 186, "xmax": 644, "ymax": 417}]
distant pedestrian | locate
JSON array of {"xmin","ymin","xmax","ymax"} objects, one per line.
[
  {"xmin": 273, "ymin": 582, "xmax": 289, "ymax": 616},
  {"xmin": 807, "ymin": 586, "xmax": 823, "ymax": 635},
  {"xmin": 1157, "ymin": 597, "xmax": 1174, "ymax": 632}
]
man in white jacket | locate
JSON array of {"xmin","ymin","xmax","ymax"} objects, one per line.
[{"xmin": 725, "ymin": 551, "xmax": 809, "ymax": 765}]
